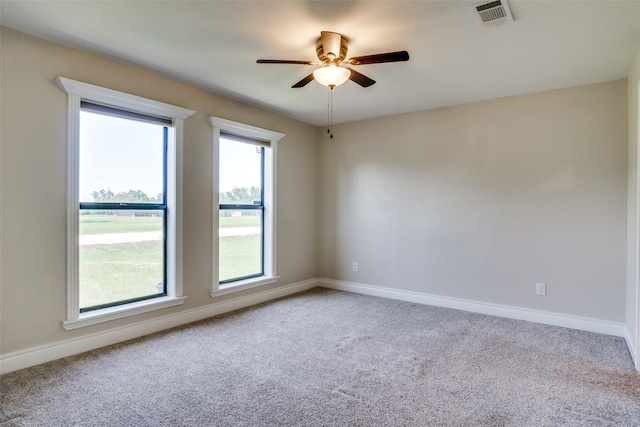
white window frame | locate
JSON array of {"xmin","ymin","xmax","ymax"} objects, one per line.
[
  {"xmin": 209, "ymin": 116, "xmax": 285, "ymax": 297},
  {"xmin": 56, "ymin": 77, "xmax": 194, "ymax": 330}
]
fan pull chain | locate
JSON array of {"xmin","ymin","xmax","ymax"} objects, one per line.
[{"xmin": 327, "ymin": 86, "xmax": 334, "ymax": 139}]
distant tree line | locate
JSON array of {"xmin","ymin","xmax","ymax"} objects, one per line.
[
  {"xmin": 220, "ymin": 186, "xmax": 261, "ymax": 205},
  {"xmin": 220, "ymin": 186, "xmax": 261, "ymax": 217},
  {"xmin": 85, "ymin": 188, "xmax": 163, "ymax": 217},
  {"xmin": 91, "ymin": 188, "xmax": 163, "ymax": 203},
  {"xmin": 91, "ymin": 187, "xmax": 261, "ymax": 204},
  {"xmin": 86, "ymin": 186, "xmax": 262, "ymax": 217}
]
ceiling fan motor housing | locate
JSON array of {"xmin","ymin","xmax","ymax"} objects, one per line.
[{"xmin": 316, "ymin": 31, "xmax": 348, "ymax": 65}]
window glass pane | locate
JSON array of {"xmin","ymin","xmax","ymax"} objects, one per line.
[
  {"xmin": 79, "ymin": 110, "xmax": 165, "ymax": 204},
  {"xmin": 79, "ymin": 210, "xmax": 164, "ymax": 310},
  {"xmin": 219, "ymin": 137, "xmax": 262, "ymax": 205},
  {"xmin": 219, "ymin": 209, "xmax": 262, "ymax": 282}
]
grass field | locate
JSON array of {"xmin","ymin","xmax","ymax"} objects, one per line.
[
  {"xmin": 79, "ymin": 214, "xmax": 261, "ymax": 310},
  {"xmin": 219, "ymin": 235, "xmax": 261, "ymax": 282},
  {"xmin": 79, "ymin": 241, "xmax": 163, "ymax": 309},
  {"xmin": 80, "ymin": 214, "xmax": 260, "ymax": 235},
  {"xmin": 80, "ymin": 214, "xmax": 162, "ymax": 235},
  {"xmin": 219, "ymin": 215, "xmax": 260, "ymax": 229}
]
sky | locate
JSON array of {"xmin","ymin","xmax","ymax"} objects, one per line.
[
  {"xmin": 79, "ymin": 111, "xmax": 261, "ymax": 202},
  {"xmin": 79, "ymin": 111, "xmax": 163, "ymax": 202},
  {"xmin": 219, "ymin": 137, "xmax": 261, "ymax": 195}
]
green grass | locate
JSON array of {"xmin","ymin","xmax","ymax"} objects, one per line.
[
  {"xmin": 79, "ymin": 214, "xmax": 262, "ymax": 308},
  {"xmin": 80, "ymin": 214, "xmax": 162, "ymax": 235},
  {"xmin": 80, "ymin": 214, "xmax": 260, "ymax": 235},
  {"xmin": 219, "ymin": 234, "xmax": 261, "ymax": 282},
  {"xmin": 79, "ymin": 240, "xmax": 163, "ymax": 309},
  {"xmin": 219, "ymin": 215, "xmax": 260, "ymax": 228}
]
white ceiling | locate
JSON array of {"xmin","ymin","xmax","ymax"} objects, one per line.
[{"xmin": 2, "ymin": 1, "xmax": 640, "ymax": 126}]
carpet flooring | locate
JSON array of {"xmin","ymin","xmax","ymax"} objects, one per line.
[{"xmin": 1, "ymin": 288, "xmax": 639, "ymax": 426}]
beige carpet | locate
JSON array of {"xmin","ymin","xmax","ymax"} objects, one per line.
[{"xmin": 1, "ymin": 288, "xmax": 639, "ymax": 426}]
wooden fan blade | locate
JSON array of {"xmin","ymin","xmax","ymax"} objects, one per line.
[
  {"xmin": 292, "ymin": 73, "xmax": 315, "ymax": 88},
  {"xmin": 347, "ymin": 68, "xmax": 375, "ymax": 87},
  {"xmin": 348, "ymin": 51, "xmax": 409, "ymax": 65},
  {"xmin": 257, "ymin": 59, "xmax": 314, "ymax": 65}
]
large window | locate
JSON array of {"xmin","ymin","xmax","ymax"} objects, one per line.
[
  {"xmin": 57, "ymin": 77, "xmax": 194, "ymax": 329},
  {"xmin": 79, "ymin": 104, "xmax": 168, "ymax": 312},
  {"xmin": 209, "ymin": 117, "xmax": 285, "ymax": 296}
]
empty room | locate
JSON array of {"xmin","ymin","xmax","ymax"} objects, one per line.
[{"xmin": 1, "ymin": 1, "xmax": 640, "ymax": 425}]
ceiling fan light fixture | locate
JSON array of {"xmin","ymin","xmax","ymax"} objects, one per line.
[{"xmin": 313, "ymin": 65, "xmax": 350, "ymax": 88}]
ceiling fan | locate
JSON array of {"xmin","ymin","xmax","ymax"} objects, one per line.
[{"xmin": 257, "ymin": 31, "xmax": 409, "ymax": 89}]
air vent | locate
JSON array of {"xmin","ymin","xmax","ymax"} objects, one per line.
[{"xmin": 473, "ymin": 0, "xmax": 513, "ymax": 27}]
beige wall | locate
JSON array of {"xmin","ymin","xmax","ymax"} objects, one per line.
[
  {"xmin": 627, "ymin": 49, "xmax": 640, "ymax": 366},
  {"xmin": 0, "ymin": 28, "xmax": 318, "ymax": 355},
  {"xmin": 318, "ymin": 80, "xmax": 628, "ymax": 322}
]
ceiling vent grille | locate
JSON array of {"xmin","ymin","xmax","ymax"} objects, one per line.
[{"xmin": 473, "ymin": 0, "xmax": 513, "ymax": 27}]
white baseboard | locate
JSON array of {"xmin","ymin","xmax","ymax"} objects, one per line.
[
  {"xmin": 0, "ymin": 278, "xmax": 317, "ymax": 374},
  {"xmin": 624, "ymin": 326, "xmax": 639, "ymax": 370},
  {"xmin": 2, "ymin": 278, "xmax": 633, "ymax": 375},
  {"xmin": 318, "ymin": 278, "xmax": 627, "ymax": 338}
]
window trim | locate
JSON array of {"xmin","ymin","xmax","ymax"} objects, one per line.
[
  {"xmin": 209, "ymin": 116, "xmax": 285, "ymax": 296},
  {"xmin": 56, "ymin": 77, "xmax": 194, "ymax": 330}
]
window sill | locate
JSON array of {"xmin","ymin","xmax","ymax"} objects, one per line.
[
  {"xmin": 210, "ymin": 276, "xmax": 279, "ymax": 298},
  {"xmin": 62, "ymin": 296, "xmax": 187, "ymax": 330}
]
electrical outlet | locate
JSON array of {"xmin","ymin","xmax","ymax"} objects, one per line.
[
  {"xmin": 536, "ymin": 282, "xmax": 546, "ymax": 296},
  {"xmin": 353, "ymin": 262, "xmax": 359, "ymax": 272}
]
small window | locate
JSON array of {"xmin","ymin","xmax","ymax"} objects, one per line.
[
  {"xmin": 209, "ymin": 117, "xmax": 285, "ymax": 296},
  {"xmin": 219, "ymin": 135, "xmax": 264, "ymax": 282}
]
